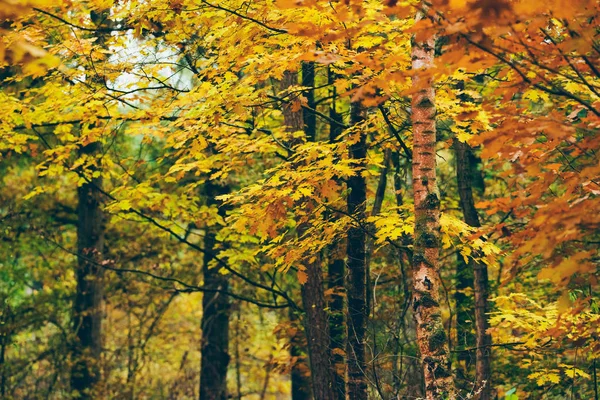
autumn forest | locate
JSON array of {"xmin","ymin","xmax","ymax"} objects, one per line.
[{"xmin": 1, "ymin": 0, "xmax": 599, "ymax": 399}]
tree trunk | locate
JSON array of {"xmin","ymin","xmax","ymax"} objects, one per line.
[
  {"xmin": 71, "ymin": 12, "xmax": 111, "ymax": 398},
  {"xmin": 366, "ymin": 148, "xmax": 391, "ymax": 314},
  {"xmin": 71, "ymin": 141, "xmax": 105, "ymax": 399},
  {"xmin": 327, "ymin": 254, "xmax": 346, "ymax": 400},
  {"xmin": 290, "ymin": 308, "xmax": 312, "ymax": 400},
  {"xmin": 234, "ymin": 307, "xmax": 243, "ymax": 400},
  {"xmin": 328, "ymin": 66, "xmax": 347, "ymax": 400},
  {"xmin": 282, "ymin": 68, "xmax": 336, "ymax": 400},
  {"xmin": 199, "ymin": 182, "xmax": 231, "ymax": 400},
  {"xmin": 346, "ymin": 101, "xmax": 368, "ymax": 400},
  {"xmin": 302, "ymin": 61, "xmax": 316, "ymax": 142},
  {"xmin": 455, "ymin": 140, "xmax": 492, "ymax": 400},
  {"xmin": 1, "ymin": 309, "xmax": 11, "ymax": 399},
  {"xmin": 411, "ymin": 6, "xmax": 455, "ymax": 399},
  {"xmin": 392, "ymin": 153, "xmax": 425, "ymax": 399},
  {"xmin": 300, "ymin": 258, "xmax": 336, "ymax": 400},
  {"xmin": 454, "ymin": 254, "xmax": 475, "ymax": 384}
]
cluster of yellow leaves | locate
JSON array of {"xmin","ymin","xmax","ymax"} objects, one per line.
[
  {"xmin": 221, "ymin": 141, "xmax": 354, "ymax": 274},
  {"xmin": 437, "ymin": 69, "xmax": 494, "ymax": 144},
  {"xmin": 368, "ymin": 209, "xmax": 501, "ymax": 267},
  {"xmin": 0, "ymin": 0, "xmax": 62, "ymax": 76},
  {"xmin": 527, "ymin": 364, "xmax": 590, "ymax": 386},
  {"xmin": 367, "ymin": 207, "xmax": 414, "ymax": 247},
  {"xmin": 491, "ymin": 292, "xmax": 600, "ymax": 390}
]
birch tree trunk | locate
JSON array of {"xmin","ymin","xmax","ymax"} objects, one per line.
[{"xmin": 411, "ymin": 6, "xmax": 455, "ymax": 399}]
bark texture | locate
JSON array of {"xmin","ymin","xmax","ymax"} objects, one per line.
[
  {"xmin": 346, "ymin": 101, "xmax": 368, "ymax": 400},
  {"xmin": 455, "ymin": 140, "xmax": 492, "ymax": 400},
  {"xmin": 455, "ymin": 255, "xmax": 475, "ymax": 381},
  {"xmin": 290, "ymin": 309, "xmax": 312, "ymax": 400},
  {"xmin": 327, "ymin": 254, "xmax": 346, "ymax": 400},
  {"xmin": 199, "ymin": 182, "xmax": 231, "ymax": 400},
  {"xmin": 392, "ymin": 155, "xmax": 426, "ymax": 399},
  {"xmin": 71, "ymin": 13, "xmax": 110, "ymax": 396},
  {"xmin": 328, "ymin": 66, "xmax": 347, "ymax": 400},
  {"xmin": 282, "ymin": 68, "xmax": 336, "ymax": 400},
  {"xmin": 411, "ymin": 7, "xmax": 455, "ymax": 399},
  {"xmin": 71, "ymin": 141, "xmax": 105, "ymax": 399},
  {"xmin": 302, "ymin": 61, "xmax": 316, "ymax": 142},
  {"xmin": 300, "ymin": 258, "xmax": 336, "ymax": 400}
]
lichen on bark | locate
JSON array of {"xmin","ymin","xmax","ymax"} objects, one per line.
[{"xmin": 409, "ymin": 3, "xmax": 455, "ymax": 399}]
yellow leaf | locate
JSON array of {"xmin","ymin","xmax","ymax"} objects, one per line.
[
  {"xmin": 456, "ymin": 131, "xmax": 473, "ymax": 143},
  {"xmin": 298, "ymin": 186, "xmax": 313, "ymax": 197},
  {"xmin": 547, "ymin": 373, "xmax": 560, "ymax": 384}
]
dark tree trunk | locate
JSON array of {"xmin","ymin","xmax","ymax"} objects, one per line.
[
  {"xmin": 282, "ymin": 67, "xmax": 336, "ymax": 400},
  {"xmin": 454, "ymin": 254, "xmax": 475, "ymax": 383},
  {"xmin": 302, "ymin": 63, "xmax": 336, "ymax": 400},
  {"xmin": 71, "ymin": 12, "xmax": 111, "ymax": 398},
  {"xmin": 200, "ymin": 182, "xmax": 231, "ymax": 400},
  {"xmin": 234, "ymin": 307, "xmax": 243, "ymax": 400},
  {"xmin": 327, "ymin": 66, "xmax": 347, "ymax": 400},
  {"xmin": 300, "ymin": 257, "xmax": 336, "ymax": 400},
  {"xmin": 366, "ymin": 148, "xmax": 391, "ymax": 314},
  {"xmin": 346, "ymin": 101, "xmax": 368, "ymax": 400},
  {"xmin": 71, "ymin": 141, "xmax": 105, "ymax": 399},
  {"xmin": 455, "ymin": 140, "xmax": 492, "ymax": 400},
  {"xmin": 0, "ymin": 336, "xmax": 4, "ymax": 398},
  {"xmin": 455, "ymin": 142, "xmax": 481, "ymax": 227},
  {"xmin": 327, "ymin": 254, "xmax": 346, "ymax": 400},
  {"xmin": 302, "ymin": 61, "xmax": 316, "ymax": 142},
  {"xmin": 1, "ymin": 310, "xmax": 11, "ymax": 399},
  {"xmin": 290, "ymin": 308, "xmax": 312, "ymax": 400}
]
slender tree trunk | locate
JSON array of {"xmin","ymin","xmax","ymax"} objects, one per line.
[
  {"xmin": 235, "ymin": 307, "xmax": 243, "ymax": 400},
  {"xmin": 126, "ymin": 301, "xmax": 136, "ymax": 400},
  {"xmin": 327, "ymin": 66, "xmax": 347, "ymax": 400},
  {"xmin": 199, "ymin": 182, "xmax": 231, "ymax": 400},
  {"xmin": 0, "ymin": 340, "xmax": 4, "ymax": 398},
  {"xmin": 290, "ymin": 308, "xmax": 312, "ymax": 400},
  {"xmin": 366, "ymin": 148, "xmax": 391, "ymax": 314},
  {"xmin": 282, "ymin": 68, "xmax": 336, "ymax": 400},
  {"xmin": 454, "ymin": 254, "xmax": 475, "ymax": 383},
  {"xmin": 327, "ymin": 254, "xmax": 346, "ymax": 399},
  {"xmin": 346, "ymin": 101, "xmax": 368, "ymax": 400},
  {"xmin": 302, "ymin": 61, "xmax": 316, "ymax": 142},
  {"xmin": 0, "ymin": 316, "xmax": 9, "ymax": 399},
  {"xmin": 594, "ymin": 358, "xmax": 599, "ymax": 400},
  {"xmin": 455, "ymin": 140, "xmax": 492, "ymax": 400},
  {"xmin": 411, "ymin": 6, "xmax": 455, "ymax": 399},
  {"xmin": 71, "ymin": 141, "xmax": 105, "ymax": 399}
]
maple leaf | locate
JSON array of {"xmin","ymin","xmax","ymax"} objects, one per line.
[{"xmin": 297, "ymin": 269, "xmax": 308, "ymax": 285}]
